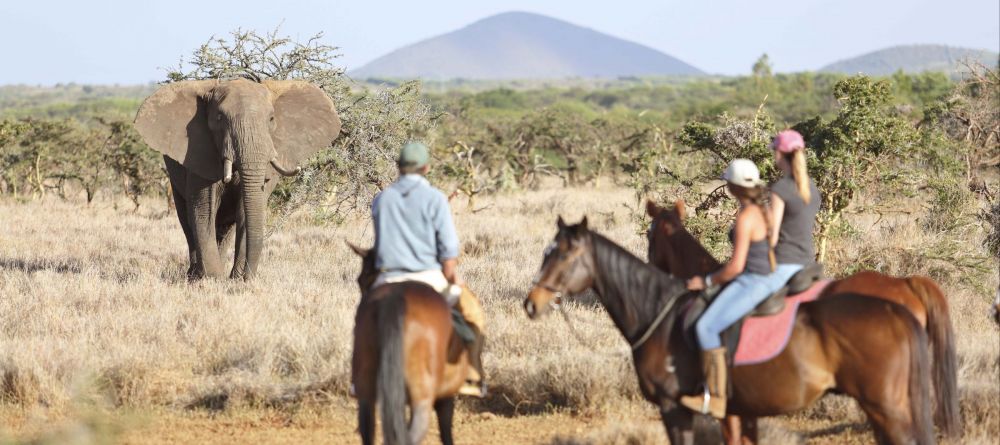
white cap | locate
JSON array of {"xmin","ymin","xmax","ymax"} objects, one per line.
[{"xmin": 722, "ymin": 159, "xmax": 764, "ymax": 188}]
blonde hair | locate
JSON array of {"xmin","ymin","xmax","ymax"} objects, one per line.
[
  {"xmin": 727, "ymin": 183, "xmax": 776, "ymax": 272},
  {"xmin": 789, "ymin": 149, "xmax": 811, "ymax": 204}
]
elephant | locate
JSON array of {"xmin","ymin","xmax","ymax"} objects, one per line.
[{"xmin": 135, "ymin": 78, "xmax": 341, "ymax": 280}]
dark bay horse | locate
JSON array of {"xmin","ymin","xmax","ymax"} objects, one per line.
[
  {"xmin": 349, "ymin": 243, "xmax": 470, "ymax": 445},
  {"xmin": 645, "ymin": 200, "xmax": 961, "ymax": 441},
  {"xmin": 525, "ymin": 217, "xmax": 935, "ymax": 445}
]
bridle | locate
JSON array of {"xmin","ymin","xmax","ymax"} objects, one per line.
[{"xmin": 532, "ymin": 242, "xmax": 589, "ymax": 302}]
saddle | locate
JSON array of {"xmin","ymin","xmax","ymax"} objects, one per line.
[
  {"xmin": 681, "ymin": 263, "xmax": 826, "ymax": 362},
  {"xmin": 746, "ymin": 262, "xmax": 824, "ymax": 317}
]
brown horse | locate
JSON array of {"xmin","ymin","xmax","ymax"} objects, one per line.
[
  {"xmin": 646, "ymin": 200, "xmax": 961, "ymax": 441},
  {"xmin": 349, "ymin": 243, "xmax": 470, "ymax": 445},
  {"xmin": 525, "ymin": 217, "xmax": 935, "ymax": 445}
]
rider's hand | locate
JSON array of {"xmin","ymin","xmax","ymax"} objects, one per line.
[{"xmin": 687, "ymin": 276, "xmax": 705, "ymax": 291}]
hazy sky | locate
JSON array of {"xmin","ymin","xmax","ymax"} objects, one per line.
[{"xmin": 2, "ymin": 0, "xmax": 997, "ymax": 84}]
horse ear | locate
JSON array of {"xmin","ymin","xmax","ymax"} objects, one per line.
[
  {"xmin": 579, "ymin": 216, "xmax": 588, "ymax": 230},
  {"xmin": 674, "ymin": 199, "xmax": 687, "ymax": 220},
  {"xmin": 646, "ymin": 199, "xmax": 660, "ymax": 218},
  {"xmin": 557, "ymin": 215, "xmax": 566, "ymax": 230},
  {"xmin": 345, "ymin": 240, "xmax": 369, "ymax": 257}
]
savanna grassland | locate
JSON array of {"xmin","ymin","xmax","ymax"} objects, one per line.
[
  {"xmin": 0, "ymin": 181, "xmax": 997, "ymax": 444},
  {"xmin": 1, "ymin": 28, "xmax": 999, "ymax": 445}
]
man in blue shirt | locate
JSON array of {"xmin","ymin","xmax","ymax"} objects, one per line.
[{"xmin": 372, "ymin": 141, "xmax": 486, "ymax": 397}]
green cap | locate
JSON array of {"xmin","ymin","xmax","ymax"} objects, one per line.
[{"xmin": 398, "ymin": 142, "xmax": 430, "ymax": 169}]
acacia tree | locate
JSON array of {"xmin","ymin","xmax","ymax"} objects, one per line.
[{"xmin": 795, "ymin": 75, "xmax": 918, "ymax": 260}]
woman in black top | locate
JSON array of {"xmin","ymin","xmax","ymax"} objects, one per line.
[{"xmin": 767, "ymin": 130, "xmax": 821, "ymax": 286}]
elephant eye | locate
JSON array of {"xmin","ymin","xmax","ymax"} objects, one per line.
[{"xmin": 269, "ymin": 116, "xmax": 275, "ymax": 122}]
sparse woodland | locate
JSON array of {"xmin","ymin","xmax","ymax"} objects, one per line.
[{"xmin": 0, "ymin": 29, "xmax": 998, "ymax": 444}]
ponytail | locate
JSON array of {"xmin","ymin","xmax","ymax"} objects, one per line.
[
  {"xmin": 755, "ymin": 186, "xmax": 777, "ymax": 272},
  {"xmin": 791, "ymin": 150, "xmax": 811, "ymax": 204}
]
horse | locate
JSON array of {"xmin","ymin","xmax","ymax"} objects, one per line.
[
  {"xmin": 645, "ymin": 199, "xmax": 961, "ymax": 442},
  {"xmin": 348, "ymin": 242, "xmax": 471, "ymax": 445},
  {"xmin": 525, "ymin": 216, "xmax": 936, "ymax": 445}
]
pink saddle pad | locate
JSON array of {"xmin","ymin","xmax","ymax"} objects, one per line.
[{"xmin": 733, "ymin": 280, "xmax": 831, "ymax": 366}]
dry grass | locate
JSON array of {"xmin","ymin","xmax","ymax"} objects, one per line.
[{"xmin": 0, "ymin": 184, "xmax": 997, "ymax": 443}]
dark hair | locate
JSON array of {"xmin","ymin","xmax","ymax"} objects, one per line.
[{"xmin": 727, "ymin": 183, "xmax": 776, "ymax": 271}]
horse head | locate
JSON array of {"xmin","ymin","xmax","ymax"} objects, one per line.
[
  {"xmin": 646, "ymin": 199, "xmax": 720, "ymax": 278},
  {"xmin": 347, "ymin": 241, "xmax": 378, "ymax": 296},
  {"xmin": 524, "ymin": 216, "xmax": 597, "ymax": 319}
]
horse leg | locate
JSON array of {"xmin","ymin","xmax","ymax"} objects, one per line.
[
  {"xmin": 741, "ymin": 416, "xmax": 759, "ymax": 445},
  {"xmin": 408, "ymin": 399, "xmax": 433, "ymax": 444},
  {"xmin": 357, "ymin": 398, "xmax": 376, "ymax": 445},
  {"xmin": 434, "ymin": 397, "xmax": 456, "ymax": 445},
  {"xmin": 856, "ymin": 402, "xmax": 914, "ymax": 445},
  {"xmin": 660, "ymin": 405, "xmax": 695, "ymax": 445},
  {"xmin": 721, "ymin": 416, "xmax": 742, "ymax": 445}
]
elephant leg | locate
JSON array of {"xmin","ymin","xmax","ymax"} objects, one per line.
[
  {"xmin": 187, "ymin": 177, "xmax": 226, "ymax": 279},
  {"xmin": 164, "ymin": 157, "xmax": 200, "ymax": 279},
  {"xmin": 172, "ymin": 183, "xmax": 200, "ymax": 279}
]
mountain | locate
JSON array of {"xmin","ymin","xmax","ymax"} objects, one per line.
[
  {"xmin": 351, "ymin": 11, "xmax": 704, "ymax": 80},
  {"xmin": 820, "ymin": 44, "xmax": 998, "ymax": 76}
]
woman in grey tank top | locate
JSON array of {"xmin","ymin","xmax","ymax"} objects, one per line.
[
  {"xmin": 767, "ymin": 130, "xmax": 822, "ymax": 287},
  {"xmin": 679, "ymin": 159, "xmax": 778, "ymax": 418}
]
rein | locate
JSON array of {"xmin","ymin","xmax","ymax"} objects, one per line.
[{"xmin": 628, "ymin": 288, "xmax": 686, "ymax": 350}]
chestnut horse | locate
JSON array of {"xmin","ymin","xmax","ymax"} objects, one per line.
[
  {"xmin": 349, "ymin": 243, "xmax": 470, "ymax": 445},
  {"xmin": 525, "ymin": 217, "xmax": 935, "ymax": 445},
  {"xmin": 646, "ymin": 200, "xmax": 961, "ymax": 442}
]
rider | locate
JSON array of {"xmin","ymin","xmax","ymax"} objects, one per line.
[
  {"xmin": 767, "ymin": 129, "xmax": 821, "ymax": 285},
  {"xmin": 371, "ymin": 141, "xmax": 487, "ymax": 397},
  {"xmin": 680, "ymin": 159, "xmax": 776, "ymax": 418}
]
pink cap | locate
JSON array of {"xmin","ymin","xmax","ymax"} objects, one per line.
[{"xmin": 771, "ymin": 130, "xmax": 805, "ymax": 153}]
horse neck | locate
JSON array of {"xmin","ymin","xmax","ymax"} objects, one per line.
[
  {"xmin": 672, "ymin": 228, "xmax": 721, "ymax": 276},
  {"xmin": 588, "ymin": 233, "xmax": 685, "ymax": 343}
]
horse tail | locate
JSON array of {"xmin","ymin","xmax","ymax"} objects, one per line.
[
  {"xmin": 377, "ymin": 291, "xmax": 408, "ymax": 445},
  {"xmin": 905, "ymin": 308, "xmax": 935, "ymax": 445},
  {"xmin": 907, "ymin": 276, "xmax": 962, "ymax": 437}
]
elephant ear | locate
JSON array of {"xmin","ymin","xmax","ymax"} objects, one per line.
[
  {"xmin": 264, "ymin": 80, "xmax": 342, "ymax": 168},
  {"xmin": 134, "ymin": 80, "xmax": 222, "ymax": 181}
]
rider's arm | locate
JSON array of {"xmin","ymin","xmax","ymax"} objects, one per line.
[
  {"xmin": 433, "ymin": 192, "xmax": 462, "ymax": 284},
  {"xmin": 442, "ymin": 258, "xmax": 460, "ymax": 285},
  {"xmin": 769, "ymin": 193, "xmax": 784, "ymax": 248}
]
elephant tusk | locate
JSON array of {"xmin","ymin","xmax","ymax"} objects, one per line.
[
  {"xmin": 270, "ymin": 157, "xmax": 301, "ymax": 177},
  {"xmin": 223, "ymin": 159, "xmax": 233, "ymax": 183}
]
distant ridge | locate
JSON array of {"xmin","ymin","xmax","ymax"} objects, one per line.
[
  {"xmin": 351, "ymin": 11, "xmax": 704, "ymax": 80},
  {"xmin": 820, "ymin": 44, "xmax": 998, "ymax": 75}
]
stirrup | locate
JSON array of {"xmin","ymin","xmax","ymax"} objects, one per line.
[{"xmin": 700, "ymin": 386, "xmax": 711, "ymax": 414}]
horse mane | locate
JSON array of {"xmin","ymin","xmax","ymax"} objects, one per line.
[{"xmin": 587, "ymin": 230, "xmax": 689, "ymax": 340}]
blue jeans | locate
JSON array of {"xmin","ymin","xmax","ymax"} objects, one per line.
[
  {"xmin": 769, "ymin": 263, "xmax": 804, "ymax": 291},
  {"xmin": 693, "ymin": 271, "xmax": 778, "ymax": 350}
]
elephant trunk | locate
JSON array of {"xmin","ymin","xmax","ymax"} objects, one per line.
[{"xmin": 232, "ymin": 116, "xmax": 271, "ymax": 280}]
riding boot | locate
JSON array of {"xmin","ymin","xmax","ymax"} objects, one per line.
[
  {"xmin": 679, "ymin": 347, "xmax": 728, "ymax": 419},
  {"xmin": 458, "ymin": 327, "xmax": 487, "ymax": 398}
]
